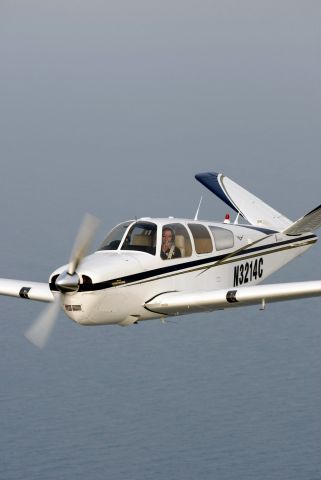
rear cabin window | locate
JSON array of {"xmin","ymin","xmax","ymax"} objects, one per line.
[
  {"xmin": 121, "ymin": 222, "xmax": 157, "ymax": 255},
  {"xmin": 209, "ymin": 226, "xmax": 234, "ymax": 251},
  {"xmin": 188, "ymin": 224, "xmax": 213, "ymax": 254},
  {"xmin": 161, "ymin": 223, "xmax": 192, "ymax": 260}
]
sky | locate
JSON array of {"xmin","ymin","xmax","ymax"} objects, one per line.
[
  {"xmin": 1, "ymin": 0, "xmax": 321, "ymax": 279},
  {"xmin": 0, "ymin": 2, "xmax": 320, "ymax": 311}
]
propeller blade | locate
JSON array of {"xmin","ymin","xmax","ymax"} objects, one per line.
[
  {"xmin": 24, "ymin": 297, "xmax": 61, "ymax": 349},
  {"xmin": 67, "ymin": 213, "xmax": 100, "ymax": 275}
]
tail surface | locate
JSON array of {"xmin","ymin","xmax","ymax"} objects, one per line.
[
  {"xmin": 195, "ymin": 172, "xmax": 292, "ymax": 231},
  {"xmin": 282, "ymin": 204, "xmax": 321, "ymax": 235}
]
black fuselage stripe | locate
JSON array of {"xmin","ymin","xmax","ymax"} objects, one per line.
[{"xmin": 50, "ymin": 234, "xmax": 316, "ymax": 292}]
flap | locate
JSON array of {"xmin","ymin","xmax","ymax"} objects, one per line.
[{"xmin": 145, "ymin": 280, "xmax": 321, "ymax": 316}]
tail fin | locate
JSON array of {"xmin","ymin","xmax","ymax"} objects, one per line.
[
  {"xmin": 195, "ymin": 172, "xmax": 292, "ymax": 231},
  {"xmin": 282, "ymin": 204, "xmax": 321, "ymax": 235}
]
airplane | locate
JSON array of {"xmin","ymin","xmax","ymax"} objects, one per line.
[{"xmin": 1, "ymin": 171, "xmax": 321, "ymax": 348}]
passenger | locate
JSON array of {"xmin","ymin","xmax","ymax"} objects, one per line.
[{"xmin": 161, "ymin": 227, "xmax": 181, "ymax": 260}]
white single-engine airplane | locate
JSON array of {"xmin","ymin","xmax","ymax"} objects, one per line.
[{"xmin": 1, "ymin": 172, "xmax": 321, "ymax": 348}]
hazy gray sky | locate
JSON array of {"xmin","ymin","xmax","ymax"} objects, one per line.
[{"xmin": 1, "ymin": 0, "xmax": 320, "ymax": 276}]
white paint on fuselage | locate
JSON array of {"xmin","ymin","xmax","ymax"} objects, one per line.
[{"xmin": 50, "ymin": 218, "xmax": 317, "ymax": 326}]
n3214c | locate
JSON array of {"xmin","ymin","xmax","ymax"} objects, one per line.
[{"xmin": 233, "ymin": 258, "xmax": 264, "ymax": 287}]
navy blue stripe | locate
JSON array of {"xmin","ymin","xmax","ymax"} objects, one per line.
[
  {"xmin": 50, "ymin": 234, "xmax": 316, "ymax": 293},
  {"xmin": 216, "ymin": 233, "xmax": 316, "ymax": 258},
  {"xmin": 195, "ymin": 172, "xmax": 239, "ymax": 214}
]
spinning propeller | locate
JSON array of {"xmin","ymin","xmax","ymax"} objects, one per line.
[{"xmin": 24, "ymin": 213, "xmax": 100, "ymax": 348}]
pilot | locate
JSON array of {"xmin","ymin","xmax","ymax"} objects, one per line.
[{"xmin": 161, "ymin": 227, "xmax": 181, "ymax": 260}]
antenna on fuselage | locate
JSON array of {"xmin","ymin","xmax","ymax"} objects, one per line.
[
  {"xmin": 234, "ymin": 212, "xmax": 240, "ymax": 224},
  {"xmin": 194, "ymin": 196, "xmax": 203, "ymax": 220}
]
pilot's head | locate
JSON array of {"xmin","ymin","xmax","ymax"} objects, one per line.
[{"xmin": 162, "ymin": 227, "xmax": 175, "ymax": 248}]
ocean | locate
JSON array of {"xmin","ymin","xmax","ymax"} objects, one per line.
[{"xmin": 1, "ymin": 287, "xmax": 320, "ymax": 480}]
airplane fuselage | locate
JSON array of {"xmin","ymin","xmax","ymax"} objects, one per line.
[{"xmin": 49, "ymin": 218, "xmax": 317, "ymax": 326}]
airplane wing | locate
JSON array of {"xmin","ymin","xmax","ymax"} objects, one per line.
[
  {"xmin": 144, "ymin": 280, "xmax": 321, "ymax": 316},
  {"xmin": 195, "ymin": 172, "xmax": 292, "ymax": 231},
  {"xmin": 283, "ymin": 204, "xmax": 321, "ymax": 235},
  {"xmin": 0, "ymin": 278, "xmax": 54, "ymax": 302}
]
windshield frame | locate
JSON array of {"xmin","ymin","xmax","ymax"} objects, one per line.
[
  {"xmin": 120, "ymin": 221, "xmax": 157, "ymax": 255},
  {"xmin": 98, "ymin": 221, "xmax": 134, "ymax": 251}
]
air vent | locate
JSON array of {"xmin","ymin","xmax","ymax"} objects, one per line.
[{"xmin": 65, "ymin": 305, "xmax": 82, "ymax": 312}]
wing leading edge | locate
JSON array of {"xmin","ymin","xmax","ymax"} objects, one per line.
[
  {"xmin": 0, "ymin": 279, "xmax": 54, "ymax": 302},
  {"xmin": 195, "ymin": 172, "xmax": 292, "ymax": 231},
  {"xmin": 145, "ymin": 280, "xmax": 321, "ymax": 316}
]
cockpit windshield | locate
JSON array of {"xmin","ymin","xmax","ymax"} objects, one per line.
[
  {"xmin": 121, "ymin": 222, "xmax": 157, "ymax": 255},
  {"xmin": 98, "ymin": 222, "xmax": 132, "ymax": 250},
  {"xmin": 98, "ymin": 221, "xmax": 157, "ymax": 255}
]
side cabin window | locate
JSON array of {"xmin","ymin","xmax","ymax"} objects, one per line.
[
  {"xmin": 209, "ymin": 226, "xmax": 234, "ymax": 251},
  {"xmin": 161, "ymin": 223, "xmax": 192, "ymax": 260},
  {"xmin": 188, "ymin": 224, "xmax": 213, "ymax": 254},
  {"xmin": 99, "ymin": 222, "xmax": 131, "ymax": 250},
  {"xmin": 121, "ymin": 222, "xmax": 157, "ymax": 255}
]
